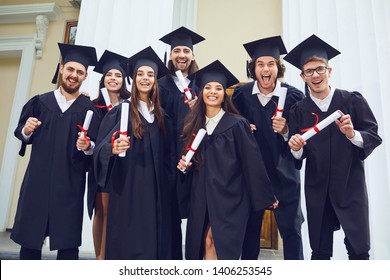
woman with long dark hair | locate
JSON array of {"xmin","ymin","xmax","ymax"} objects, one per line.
[
  {"xmin": 178, "ymin": 60, "xmax": 277, "ymax": 260},
  {"xmin": 87, "ymin": 50, "xmax": 130, "ymax": 260},
  {"xmin": 94, "ymin": 47, "xmax": 176, "ymax": 259}
]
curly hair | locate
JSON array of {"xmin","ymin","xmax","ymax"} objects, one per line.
[{"xmin": 247, "ymin": 58, "xmax": 286, "ymax": 80}]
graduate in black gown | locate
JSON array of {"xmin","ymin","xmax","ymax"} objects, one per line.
[
  {"xmin": 233, "ymin": 36, "xmax": 305, "ymax": 260},
  {"xmin": 158, "ymin": 26, "xmax": 205, "ymax": 259},
  {"xmin": 284, "ymin": 35, "xmax": 382, "ymax": 260},
  {"xmin": 94, "ymin": 47, "xmax": 176, "ymax": 260},
  {"xmin": 178, "ymin": 60, "xmax": 277, "ymax": 260},
  {"xmin": 11, "ymin": 43, "xmax": 100, "ymax": 260},
  {"xmin": 87, "ymin": 50, "xmax": 130, "ymax": 260}
]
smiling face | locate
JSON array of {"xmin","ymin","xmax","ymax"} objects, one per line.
[
  {"xmin": 170, "ymin": 46, "xmax": 195, "ymax": 76},
  {"xmin": 135, "ymin": 65, "xmax": 155, "ymax": 96},
  {"xmin": 254, "ymin": 56, "xmax": 278, "ymax": 94},
  {"xmin": 104, "ymin": 69, "xmax": 123, "ymax": 93},
  {"xmin": 300, "ymin": 58, "xmax": 332, "ymax": 98},
  {"xmin": 60, "ymin": 61, "xmax": 87, "ymax": 94},
  {"xmin": 202, "ymin": 81, "xmax": 225, "ymax": 109}
]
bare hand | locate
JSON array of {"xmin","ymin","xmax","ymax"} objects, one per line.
[
  {"xmin": 268, "ymin": 199, "xmax": 279, "ymax": 210},
  {"xmin": 288, "ymin": 134, "xmax": 306, "ymax": 151},
  {"xmin": 177, "ymin": 155, "xmax": 192, "ymax": 172},
  {"xmin": 23, "ymin": 117, "xmax": 42, "ymax": 136},
  {"xmin": 335, "ymin": 111, "xmax": 355, "ymax": 138},
  {"xmin": 76, "ymin": 133, "xmax": 91, "ymax": 151},
  {"xmin": 112, "ymin": 136, "xmax": 130, "ymax": 155},
  {"xmin": 272, "ymin": 116, "xmax": 287, "ymax": 134},
  {"xmin": 250, "ymin": 124, "xmax": 257, "ymax": 133},
  {"xmin": 185, "ymin": 96, "xmax": 198, "ymax": 110}
]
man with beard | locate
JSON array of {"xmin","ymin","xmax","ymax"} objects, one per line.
[
  {"xmin": 11, "ymin": 43, "xmax": 101, "ymax": 260},
  {"xmin": 158, "ymin": 26, "xmax": 205, "ymax": 259}
]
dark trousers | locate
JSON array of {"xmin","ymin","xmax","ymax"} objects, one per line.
[
  {"xmin": 310, "ymin": 196, "xmax": 369, "ymax": 260},
  {"xmin": 241, "ymin": 210, "xmax": 304, "ymax": 260},
  {"xmin": 20, "ymin": 246, "xmax": 79, "ymax": 260}
]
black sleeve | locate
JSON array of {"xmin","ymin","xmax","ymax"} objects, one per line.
[{"xmin": 14, "ymin": 95, "xmax": 40, "ymax": 156}]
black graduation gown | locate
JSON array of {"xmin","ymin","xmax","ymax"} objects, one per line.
[
  {"xmin": 94, "ymin": 101, "xmax": 176, "ymax": 260},
  {"xmin": 233, "ymin": 82, "xmax": 305, "ymax": 237},
  {"xmin": 185, "ymin": 113, "xmax": 275, "ymax": 260},
  {"xmin": 86, "ymin": 100, "xmax": 109, "ymax": 219},
  {"xmin": 11, "ymin": 92, "xmax": 100, "ymax": 250},
  {"xmin": 289, "ymin": 89, "xmax": 382, "ymax": 255},
  {"xmin": 158, "ymin": 75, "xmax": 198, "ymax": 219}
]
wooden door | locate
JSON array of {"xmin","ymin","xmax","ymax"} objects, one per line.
[{"xmin": 260, "ymin": 210, "xmax": 279, "ymax": 249}]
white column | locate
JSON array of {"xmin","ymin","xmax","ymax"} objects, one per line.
[
  {"xmin": 76, "ymin": 0, "xmax": 175, "ymax": 99},
  {"xmin": 74, "ymin": 0, "xmax": 176, "ymax": 253},
  {"xmin": 282, "ymin": 0, "xmax": 390, "ymax": 260}
]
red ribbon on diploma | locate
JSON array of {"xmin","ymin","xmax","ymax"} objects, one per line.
[
  {"xmin": 185, "ymin": 133, "xmax": 197, "ymax": 152},
  {"xmin": 183, "ymin": 89, "xmax": 197, "ymax": 101},
  {"xmin": 111, "ymin": 130, "xmax": 128, "ymax": 149},
  {"xmin": 272, "ymin": 100, "xmax": 284, "ymax": 117},
  {"xmin": 95, "ymin": 104, "xmax": 113, "ymax": 111},
  {"xmin": 300, "ymin": 113, "xmax": 320, "ymax": 133},
  {"xmin": 77, "ymin": 124, "xmax": 90, "ymax": 147}
]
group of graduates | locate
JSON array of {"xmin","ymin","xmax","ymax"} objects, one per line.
[{"xmin": 10, "ymin": 26, "xmax": 382, "ymax": 260}]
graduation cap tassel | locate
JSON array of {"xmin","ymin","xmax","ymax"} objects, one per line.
[
  {"xmin": 304, "ymin": 82, "xmax": 310, "ymax": 97},
  {"xmin": 163, "ymin": 51, "xmax": 167, "ymax": 66},
  {"xmin": 51, "ymin": 63, "xmax": 60, "ymax": 84},
  {"xmin": 126, "ymin": 63, "xmax": 131, "ymax": 85},
  {"xmin": 246, "ymin": 60, "xmax": 251, "ymax": 79}
]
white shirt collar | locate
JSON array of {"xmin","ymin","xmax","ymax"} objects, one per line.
[
  {"xmin": 54, "ymin": 87, "xmax": 78, "ymax": 113},
  {"xmin": 252, "ymin": 80, "xmax": 282, "ymax": 106},
  {"xmin": 205, "ymin": 108, "xmax": 225, "ymax": 135},
  {"xmin": 309, "ymin": 86, "xmax": 335, "ymax": 112},
  {"xmin": 138, "ymin": 99, "xmax": 155, "ymax": 123}
]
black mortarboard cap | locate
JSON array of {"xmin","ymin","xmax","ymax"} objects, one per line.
[
  {"xmin": 119, "ymin": 46, "xmax": 169, "ymax": 80},
  {"xmin": 243, "ymin": 35, "xmax": 287, "ymax": 60},
  {"xmin": 159, "ymin": 26, "xmax": 205, "ymax": 50},
  {"xmin": 188, "ymin": 60, "xmax": 239, "ymax": 90},
  {"xmin": 58, "ymin": 43, "xmax": 98, "ymax": 69},
  {"xmin": 284, "ymin": 34, "xmax": 341, "ymax": 70},
  {"xmin": 94, "ymin": 50, "xmax": 127, "ymax": 76}
]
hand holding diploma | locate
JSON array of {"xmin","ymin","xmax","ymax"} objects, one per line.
[
  {"xmin": 289, "ymin": 110, "xmax": 342, "ymax": 152},
  {"xmin": 177, "ymin": 128, "xmax": 207, "ymax": 173},
  {"xmin": 301, "ymin": 110, "xmax": 342, "ymax": 141},
  {"xmin": 272, "ymin": 88, "xmax": 287, "ymax": 133},
  {"xmin": 118, "ymin": 102, "xmax": 129, "ymax": 157},
  {"xmin": 175, "ymin": 70, "xmax": 192, "ymax": 100},
  {"xmin": 77, "ymin": 110, "xmax": 93, "ymax": 151},
  {"xmin": 335, "ymin": 111, "xmax": 355, "ymax": 139}
]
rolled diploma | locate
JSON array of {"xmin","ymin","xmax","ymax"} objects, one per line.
[
  {"xmin": 100, "ymin": 87, "xmax": 112, "ymax": 110},
  {"xmin": 175, "ymin": 70, "xmax": 192, "ymax": 100},
  {"xmin": 275, "ymin": 87, "xmax": 287, "ymax": 117},
  {"xmin": 301, "ymin": 110, "xmax": 342, "ymax": 141},
  {"xmin": 80, "ymin": 110, "xmax": 93, "ymax": 138},
  {"xmin": 119, "ymin": 102, "xmax": 129, "ymax": 157},
  {"xmin": 182, "ymin": 128, "xmax": 207, "ymax": 172}
]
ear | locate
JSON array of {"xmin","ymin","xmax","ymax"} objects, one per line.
[{"xmin": 328, "ymin": 67, "xmax": 332, "ymax": 77}]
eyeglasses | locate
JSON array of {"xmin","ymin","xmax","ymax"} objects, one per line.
[{"xmin": 302, "ymin": 66, "xmax": 329, "ymax": 77}]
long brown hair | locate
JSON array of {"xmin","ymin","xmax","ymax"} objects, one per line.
[
  {"xmin": 181, "ymin": 87, "xmax": 239, "ymax": 166},
  {"xmin": 130, "ymin": 71, "xmax": 165, "ymax": 139}
]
